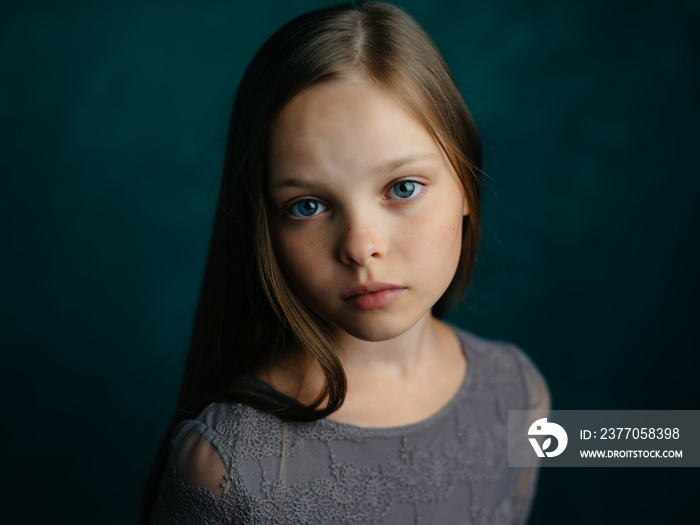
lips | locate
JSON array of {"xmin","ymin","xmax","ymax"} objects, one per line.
[{"xmin": 342, "ymin": 282, "xmax": 405, "ymax": 310}]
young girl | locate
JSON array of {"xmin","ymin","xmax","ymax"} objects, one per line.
[{"xmin": 143, "ymin": 2, "xmax": 549, "ymax": 523}]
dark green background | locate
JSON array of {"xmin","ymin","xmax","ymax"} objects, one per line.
[{"xmin": 2, "ymin": 0, "xmax": 698, "ymax": 523}]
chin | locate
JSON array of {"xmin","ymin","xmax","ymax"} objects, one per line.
[{"xmin": 329, "ymin": 313, "xmax": 428, "ymax": 343}]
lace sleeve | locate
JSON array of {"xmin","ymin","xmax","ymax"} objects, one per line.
[
  {"xmin": 509, "ymin": 348, "xmax": 551, "ymax": 525},
  {"xmin": 150, "ymin": 420, "xmax": 234, "ymax": 525}
]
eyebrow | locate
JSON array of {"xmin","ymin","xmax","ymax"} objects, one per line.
[
  {"xmin": 379, "ymin": 152, "xmax": 440, "ymax": 173},
  {"xmin": 271, "ymin": 152, "xmax": 440, "ymax": 191}
]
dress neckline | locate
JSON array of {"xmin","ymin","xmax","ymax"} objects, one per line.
[{"xmin": 312, "ymin": 325, "xmax": 473, "ymax": 436}]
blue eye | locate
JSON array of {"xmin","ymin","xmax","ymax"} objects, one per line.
[
  {"xmin": 388, "ymin": 180, "xmax": 423, "ymax": 199},
  {"xmin": 289, "ymin": 199, "xmax": 327, "ymax": 218}
]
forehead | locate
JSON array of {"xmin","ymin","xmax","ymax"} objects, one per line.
[{"xmin": 268, "ymin": 73, "xmax": 448, "ymax": 183}]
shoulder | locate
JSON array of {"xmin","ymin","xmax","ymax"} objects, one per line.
[
  {"xmin": 453, "ymin": 326, "xmax": 550, "ymax": 412},
  {"xmin": 162, "ymin": 404, "xmax": 248, "ymax": 499},
  {"xmin": 172, "ymin": 401, "xmax": 286, "ymax": 465},
  {"xmin": 151, "ymin": 402, "xmax": 284, "ymax": 523}
]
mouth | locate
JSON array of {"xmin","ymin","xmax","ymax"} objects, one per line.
[{"xmin": 342, "ymin": 282, "xmax": 405, "ymax": 311}]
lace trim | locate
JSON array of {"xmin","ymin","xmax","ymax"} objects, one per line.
[{"xmin": 160, "ymin": 414, "xmax": 510, "ymax": 524}]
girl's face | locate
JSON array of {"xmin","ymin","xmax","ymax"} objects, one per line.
[{"xmin": 267, "ymin": 73, "xmax": 468, "ymax": 343}]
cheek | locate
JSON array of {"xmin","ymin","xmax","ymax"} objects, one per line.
[
  {"xmin": 408, "ymin": 200, "xmax": 464, "ymax": 284},
  {"xmin": 273, "ymin": 230, "xmax": 330, "ymax": 295}
]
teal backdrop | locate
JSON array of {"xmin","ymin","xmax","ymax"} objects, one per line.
[{"xmin": 2, "ymin": 0, "xmax": 698, "ymax": 523}]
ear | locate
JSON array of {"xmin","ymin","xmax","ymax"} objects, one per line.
[{"xmin": 462, "ymin": 196, "xmax": 469, "ymax": 217}]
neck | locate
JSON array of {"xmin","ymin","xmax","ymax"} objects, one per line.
[
  {"xmin": 257, "ymin": 313, "xmax": 466, "ymax": 425},
  {"xmin": 329, "ymin": 315, "xmax": 466, "ymax": 427},
  {"xmin": 331, "ymin": 312, "xmax": 441, "ymax": 380}
]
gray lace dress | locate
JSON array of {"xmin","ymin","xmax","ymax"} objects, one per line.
[{"xmin": 151, "ymin": 328, "xmax": 549, "ymax": 524}]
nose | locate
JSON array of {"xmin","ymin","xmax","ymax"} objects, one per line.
[{"xmin": 338, "ymin": 212, "xmax": 386, "ymax": 267}]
